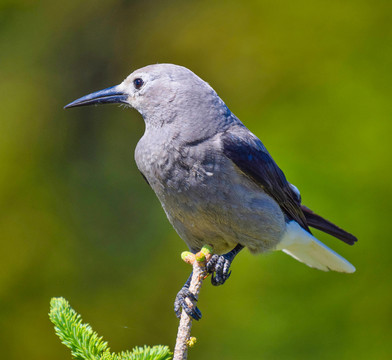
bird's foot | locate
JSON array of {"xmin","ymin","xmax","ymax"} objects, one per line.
[
  {"xmin": 174, "ymin": 286, "xmax": 202, "ymax": 321},
  {"xmin": 205, "ymin": 244, "xmax": 244, "ymax": 286},
  {"xmin": 206, "ymin": 254, "xmax": 232, "ymax": 286}
]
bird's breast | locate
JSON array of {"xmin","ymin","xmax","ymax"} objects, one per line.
[{"xmin": 135, "ymin": 136, "xmax": 219, "ymax": 195}]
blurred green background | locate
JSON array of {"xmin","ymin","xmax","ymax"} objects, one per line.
[{"xmin": 1, "ymin": 0, "xmax": 391, "ymax": 359}]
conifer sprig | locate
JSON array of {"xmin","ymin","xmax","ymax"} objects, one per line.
[{"xmin": 49, "ymin": 297, "xmax": 172, "ymax": 360}]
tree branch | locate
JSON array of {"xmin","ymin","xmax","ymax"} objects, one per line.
[{"xmin": 173, "ymin": 246, "xmax": 212, "ymax": 360}]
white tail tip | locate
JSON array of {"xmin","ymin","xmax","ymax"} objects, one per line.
[{"xmin": 277, "ymin": 221, "xmax": 356, "ymax": 273}]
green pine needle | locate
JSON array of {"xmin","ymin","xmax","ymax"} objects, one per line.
[
  {"xmin": 110, "ymin": 346, "xmax": 172, "ymax": 360},
  {"xmin": 49, "ymin": 297, "xmax": 172, "ymax": 360}
]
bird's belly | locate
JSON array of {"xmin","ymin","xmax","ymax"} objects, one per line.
[{"xmin": 157, "ymin": 165, "xmax": 286, "ymax": 254}]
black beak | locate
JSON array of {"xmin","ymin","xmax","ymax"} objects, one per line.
[{"xmin": 64, "ymin": 85, "xmax": 128, "ymax": 109}]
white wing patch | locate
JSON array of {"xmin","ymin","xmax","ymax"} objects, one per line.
[{"xmin": 289, "ymin": 183, "xmax": 301, "ymax": 202}]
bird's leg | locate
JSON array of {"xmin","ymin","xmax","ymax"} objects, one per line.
[
  {"xmin": 206, "ymin": 244, "xmax": 244, "ymax": 286},
  {"xmin": 174, "ymin": 272, "xmax": 202, "ymax": 321}
]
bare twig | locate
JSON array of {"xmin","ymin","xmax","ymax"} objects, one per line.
[{"xmin": 173, "ymin": 246, "xmax": 212, "ymax": 360}]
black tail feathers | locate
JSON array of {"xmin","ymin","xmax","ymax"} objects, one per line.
[{"xmin": 301, "ymin": 205, "xmax": 357, "ymax": 245}]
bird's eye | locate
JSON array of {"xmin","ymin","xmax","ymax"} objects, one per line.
[{"xmin": 133, "ymin": 78, "xmax": 144, "ymax": 90}]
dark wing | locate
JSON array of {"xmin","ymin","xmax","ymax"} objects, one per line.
[{"xmin": 221, "ymin": 128, "xmax": 310, "ymax": 232}]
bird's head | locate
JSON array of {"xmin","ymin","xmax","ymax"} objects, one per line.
[{"xmin": 64, "ymin": 64, "xmax": 225, "ymax": 127}]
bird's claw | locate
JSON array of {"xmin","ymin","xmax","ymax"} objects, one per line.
[
  {"xmin": 174, "ymin": 286, "xmax": 202, "ymax": 321},
  {"xmin": 206, "ymin": 254, "xmax": 232, "ymax": 286}
]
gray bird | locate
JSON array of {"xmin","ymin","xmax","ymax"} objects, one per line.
[{"xmin": 65, "ymin": 64, "xmax": 357, "ymax": 320}]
